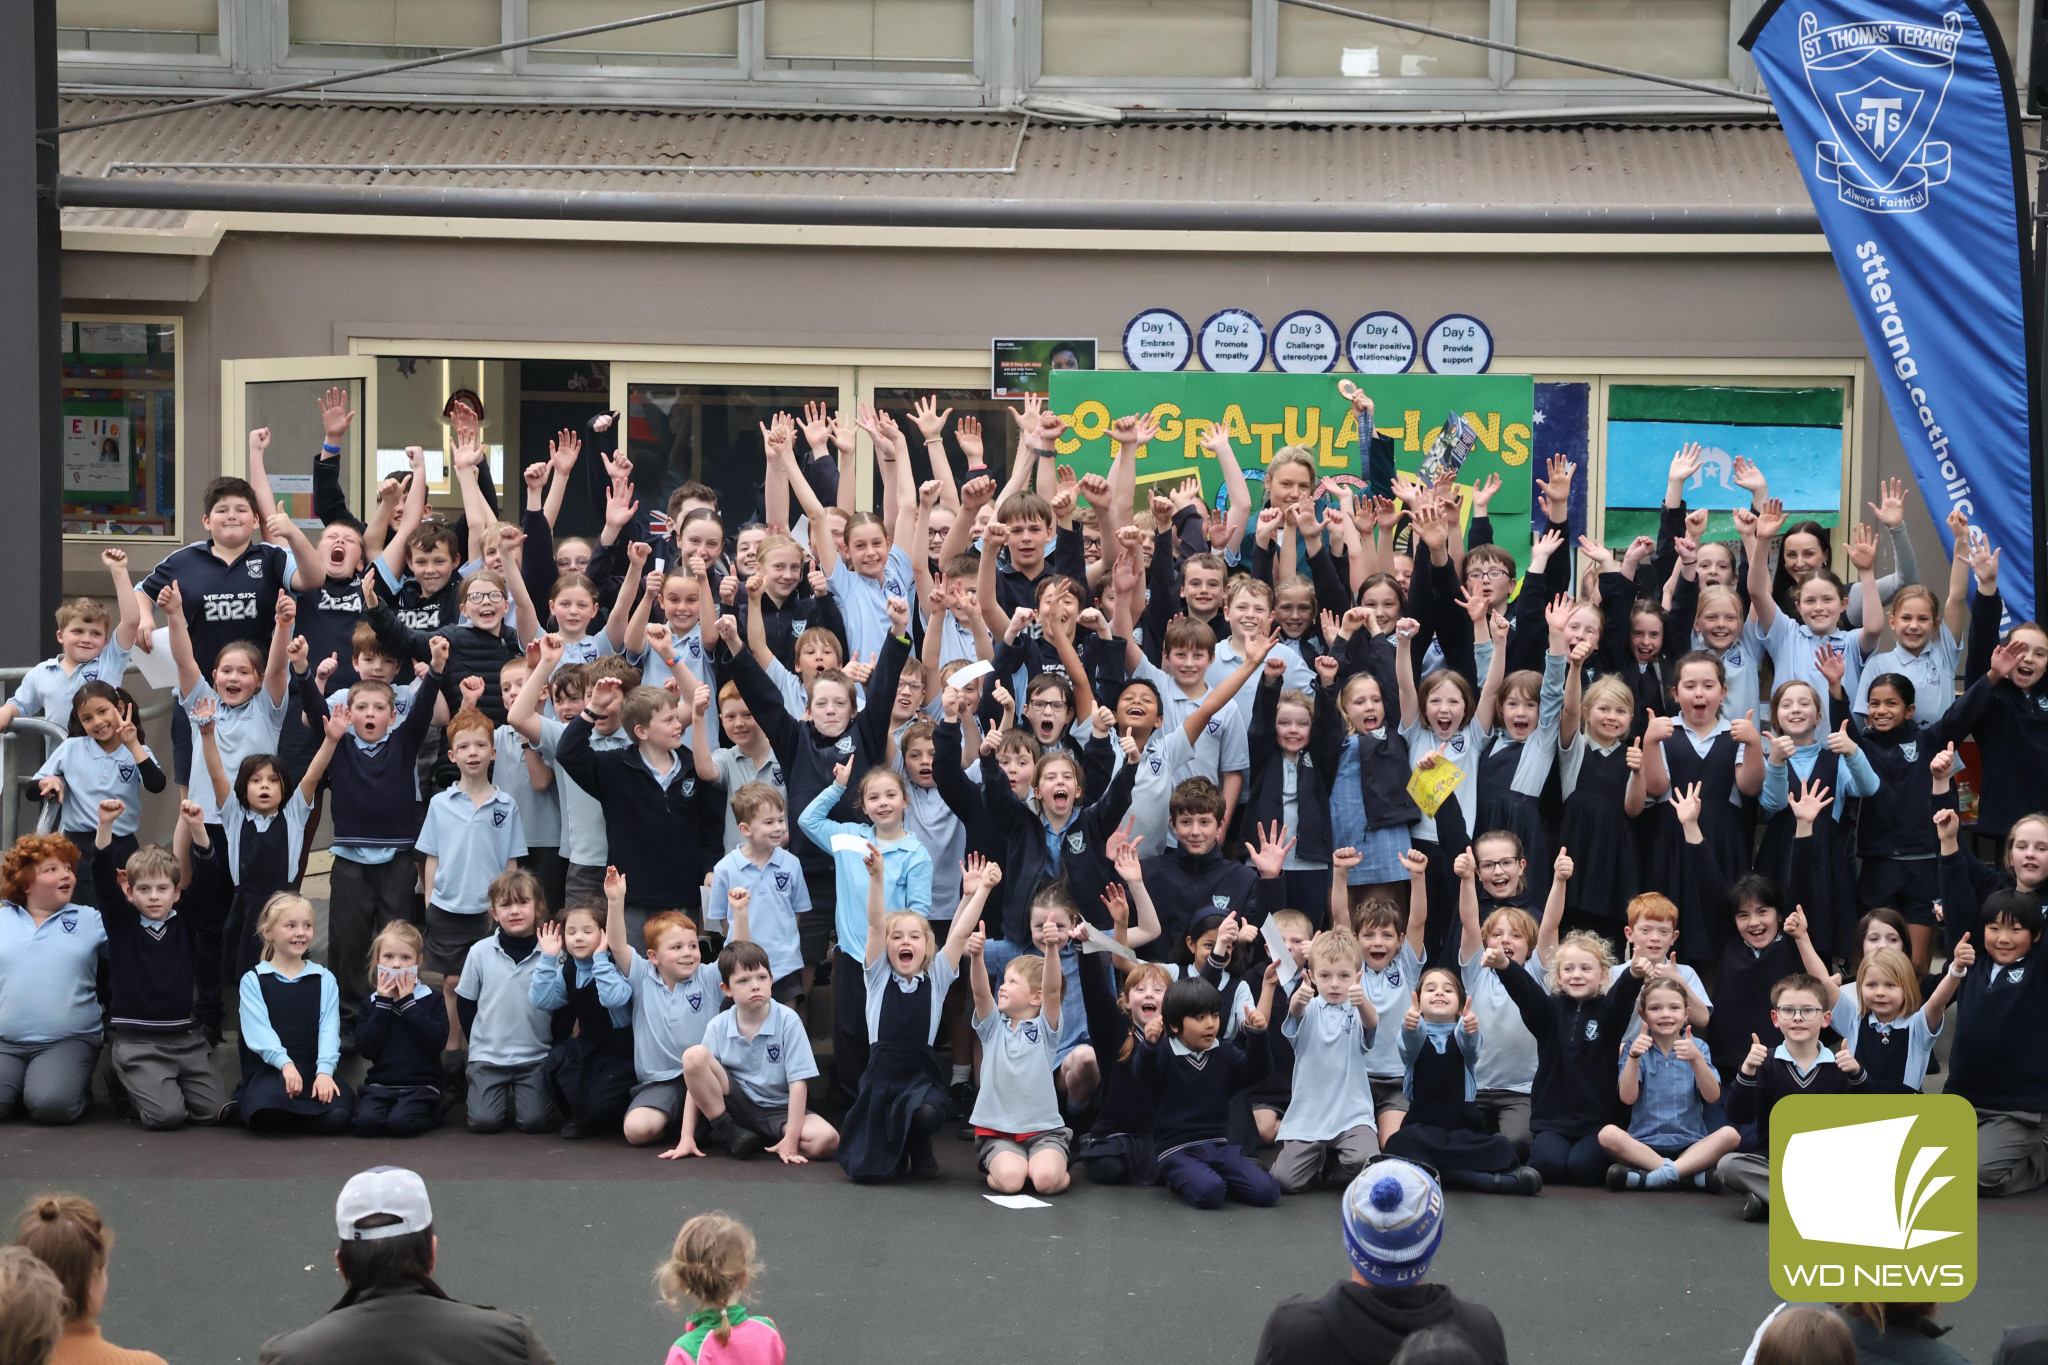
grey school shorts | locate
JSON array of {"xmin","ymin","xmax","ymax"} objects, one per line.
[
  {"xmin": 976, "ymin": 1125, "xmax": 1073, "ymax": 1172},
  {"xmin": 1370, "ymin": 1076, "xmax": 1412, "ymax": 1116}
]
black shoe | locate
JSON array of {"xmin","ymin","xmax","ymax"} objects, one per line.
[
  {"xmin": 727, "ymin": 1127, "xmax": 768, "ymax": 1160},
  {"xmin": 1742, "ymin": 1193, "xmax": 1769, "ymax": 1223},
  {"xmin": 557, "ymin": 1121, "xmax": 588, "ymax": 1140},
  {"xmin": 907, "ymin": 1135, "xmax": 941, "ymax": 1180},
  {"xmin": 216, "ymin": 1100, "xmax": 241, "ymax": 1127},
  {"xmin": 948, "ymin": 1080, "xmax": 976, "ymax": 1120},
  {"xmin": 1695, "ymin": 1168, "xmax": 1724, "ymax": 1194},
  {"xmin": 441, "ymin": 1050, "xmax": 467, "ymax": 1082},
  {"xmin": 1606, "ymin": 1163, "xmax": 1635, "ymax": 1192},
  {"xmin": 1512, "ymin": 1167, "xmax": 1544, "ymax": 1196}
]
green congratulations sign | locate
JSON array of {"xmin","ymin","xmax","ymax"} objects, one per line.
[{"xmin": 1048, "ymin": 371, "xmax": 1537, "ymax": 569}]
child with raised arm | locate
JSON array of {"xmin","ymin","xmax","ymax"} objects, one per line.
[
  {"xmin": 1453, "ymin": 844, "xmax": 1557, "ymax": 1154},
  {"xmin": 1272, "ymin": 929, "xmax": 1381, "ymax": 1193},
  {"xmin": 1382, "ymin": 963, "xmax": 1543, "ymax": 1194},
  {"xmin": 352, "ymin": 920, "xmax": 448, "ymax": 1138},
  {"xmin": 838, "ymin": 851, "xmax": 995, "ymax": 1183},
  {"xmin": 800, "ymin": 755, "xmax": 934, "ymax": 1109},
  {"xmin": 35, "ymin": 683, "xmax": 164, "ymax": 912},
  {"xmin": 556, "ymin": 679, "xmax": 724, "ymax": 950},
  {"xmin": 0, "ymin": 548, "xmax": 141, "ymax": 734},
  {"xmin": 301, "ymin": 633, "xmax": 446, "ymax": 1034},
  {"xmin": 669, "ymin": 934, "xmax": 837, "ymax": 1165},
  {"xmin": 1599, "ymin": 979, "xmax": 1740, "ymax": 1190},
  {"xmin": 769, "ymin": 408, "xmax": 916, "ymax": 665},
  {"xmin": 92, "ymin": 798, "xmax": 227, "ymax": 1130},
  {"xmin": 529, "ymin": 897, "xmax": 635, "ymax": 1139},
  {"xmin": 607, "ymin": 869, "xmax": 724, "ymax": 1151},
  {"xmin": 192, "ymin": 694, "xmax": 340, "ymax": 990},
  {"xmin": 964, "ymin": 912, "xmax": 1073, "ymax": 1196},
  {"xmin": 708, "ymin": 783, "xmax": 811, "ymax": 1003}
]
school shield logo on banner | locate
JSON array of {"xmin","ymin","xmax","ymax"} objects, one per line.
[{"xmin": 1801, "ymin": 11, "xmax": 1959, "ymax": 213}]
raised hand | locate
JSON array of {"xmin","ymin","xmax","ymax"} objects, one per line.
[
  {"xmin": 1553, "ymin": 845, "xmax": 1574, "ymax": 882},
  {"xmin": 1672, "ymin": 1026, "xmax": 1701, "ymax": 1063},
  {"xmin": 1868, "ymin": 477, "xmax": 1909, "ymax": 528},
  {"xmin": 1670, "ymin": 780, "xmax": 1704, "ymax": 827},
  {"xmin": 536, "ymin": 920, "xmax": 564, "ymax": 958},
  {"xmin": 1246, "ymin": 821, "xmax": 1294, "ymax": 879},
  {"xmin": 1846, "ymin": 522, "xmax": 1879, "ymax": 572},
  {"xmin": 1743, "ymin": 1034, "xmax": 1768, "ymax": 1075}
]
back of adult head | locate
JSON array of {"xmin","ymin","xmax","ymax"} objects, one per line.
[
  {"xmin": 1342, "ymin": 1159, "xmax": 1445, "ymax": 1288},
  {"xmin": 1756, "ymin": 1306, "xmax": 1856, "ymax": 1365},
  {"xmin": 1390, "ymin": 1327, "xmax": 1488, "ymax": 1365},
  {"xmin": 10, "ymin": 1193, "xmax": 108, "ymax": 1325},
  {"xmin": 0, "ymin": 1246, "xmax": 66, "ymax": 1365},
  {"xmin": 331, "ymin": 1168, "xmax": 447, "ymax": 1311}
]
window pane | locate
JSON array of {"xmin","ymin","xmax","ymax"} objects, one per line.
[
  {"xmin": 60, "ymin": 320, "xmax": 177, "ymax": 537},
  {"xmin": 59, "ymin": 0, "xmax": 218, "ymax": 55},
  {"xmin": 1514, "ymin": 0, "xmax": 1730, "ymax": 82},
  {"xmin": 245, "ymin": 377, "xmax": 363, "ymax": 533},
  {"xmin": 869, "ymin": 390, "xmax": 1018, "ymax": 551},
  {"xmin": 1277, "ymin": 0, "xmax": 1489, "ymax": 79},
  {"xmin": 1981, "ymin": 0, "xmax": 2021, "ymax": 70},
  {"xmin": 1041, "ymin": 0, "xmax": 1251, "ymax": 79},
  {"xmin": 627, "ymin": 384, "xmax": 842, "ymax": 540},
  {"xmin": 765, "ymin": 0, "xmax": 975, "ymax": 73},
  {"xmin": 289, "ymin": 0, "xmax": 499, "ymax": 62},
  {"xmin": 528, "ymin": 0, "xmax": 738, "ymax": 68}
]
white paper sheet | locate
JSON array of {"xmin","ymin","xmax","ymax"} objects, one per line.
[
  {"xmin": 830, "ymin": 833, "xmax": 872, "ymax": 855},
  {"xmin": 984, "ymin": 1194, "xmax": 1052, "ymax": 1209},
  {"xmin": 131, "ymin": 628, "xmax": 181, "ymax": 691},
  {"xmin": 1261, "ymin": 914, "xmax": 1303, "ymax": 997},
  {"xmin": 1079, "ymin": 923, "xmax": 1138, "ymax": 961},
  {"xmin": 947, "ymin": 659, "xmax": 995, "ymax": 687}
]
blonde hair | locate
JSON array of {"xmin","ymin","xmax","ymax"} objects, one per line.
[
  {"xmin": 254, "ymin": 893, "xmax": 314, "ymax": 961},
  {"xmin": 1336, "ymin": 672, "xmax": 1385, "ymax": 735},
  {"xmin": 1695, "ymin": 584, "xmax": 1744, "ymax": 619},
  {"xmin": 0, "ymin": 1246, "xmax": 64, "ymax": 1365},
  {"xmin": 1479, "ymin": 906, "xmax": 1539, "ymax": 950},
  {"xmin": 1581, "ymin": 675, "xmax": 1634, "ymax": 717},
  {"xmin": 1270, "ymin": 909, "xmax": 1313, "ymax": 938},
  {"xmin": 1006, "ymin": 953, "xmax": 1047, "ymax": 992},
  {"xmin": 654, "ymin": 1212, "xmax": 760, "ymax": 1350},
  {"xmin": 1856, "ymin": 947, "xmax": 1923, "ymax": 1018},
  {"xmin": 881, "ymin": 910, "xmax": 936, "ymax": 974},
  {"xmin": 366, "ymin": 920, "xmax": 425, "ymax": 987},
  {"xmin": 1307, "ymin": 928, "xmax": 1363, "ymax": 969},
  {"xmin": 1551, "ymin": 930, "xmax": 1615, "ymax": 988}
]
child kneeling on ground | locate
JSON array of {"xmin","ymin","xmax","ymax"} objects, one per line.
[{"xmin": 965, "ymin": 914, "xmax": 1075, "ymax": 1198}]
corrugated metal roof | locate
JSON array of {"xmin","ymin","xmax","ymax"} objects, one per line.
[{"xmin": 56, "ymin": 96, "xmax": 1810, "ymax": 211}]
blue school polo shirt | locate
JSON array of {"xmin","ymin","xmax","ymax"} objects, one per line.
[
  {"xmin": 0, "ymin": 902, "xmax": 106, "ymax": 1043},
  {"xmin": 415, "ymin": 786, "xmax": 528, "ymax": 915},
  {"xmin": 701, "ymin": 1002, "xmax": 818, "ymax": 1110},
  {"xmin": 34, "ymin": 738, "xmax": 156, "ymax": 837},
  {"xmin": 630, "ymin": 960, "xmax": 723, "ymax": 1083}
]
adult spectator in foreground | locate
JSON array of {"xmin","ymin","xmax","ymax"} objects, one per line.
[
  {"xmin": 11, "ymin": 1193, "xmax": 164, "ymax": 1365},
  {"xmin": 258, "ymin": 1167, "xmax": 555, "ymax": 1365},
  {"xmin": 0, "ymin": 1245, "xmax": 67, "ymax": 1365},
  {"xmin": 1253, "ymin": 1158, "xmax": 1508, "ymax": 1365}
]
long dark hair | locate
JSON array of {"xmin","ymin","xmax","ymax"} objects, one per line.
[
  {"xmin": 1770, "ymin": 520, "xmax": 1833, "ymax": 615},
  {"xmin": 67, "ymin": 681, "xmax": 144, "ymax": 745}
]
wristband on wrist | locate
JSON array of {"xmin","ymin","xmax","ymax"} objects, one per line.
[
  {"xmin": 1033, "ymin": 446, "xmax": 1057, "ymax": 458},
  {"xmin": 321, "ymin": 442, "xmax": 342, "ymax": 455}
]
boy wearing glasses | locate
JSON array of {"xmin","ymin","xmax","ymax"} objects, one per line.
[
  {"xmin": 1717, "ymin": 972, "xmax": 1867, "ymax": 1222},
  {"xmin": 368, "ymin": 562, "xmax": 539, "ymax": 725}
]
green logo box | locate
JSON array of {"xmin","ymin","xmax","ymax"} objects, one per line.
[{"xmin": 1769, "ymin": 1093, "xmax": 1977, "ymax": 1302}]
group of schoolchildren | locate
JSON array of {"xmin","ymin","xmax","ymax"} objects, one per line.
[{"xmin": 2, "ymin": 384, "xmax": 2043, "ymax": 1221}]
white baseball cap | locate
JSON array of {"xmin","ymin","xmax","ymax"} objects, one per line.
[{"xmin": 334, "ymin": 1167, "xmax": 433, "ymax": 1241}]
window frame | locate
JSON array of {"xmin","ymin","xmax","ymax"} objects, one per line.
[
  {"xmin": 60, "ymin": 311, "xmax": 187, "ymax": 545},
  {"xmin": 55, "ymin": 0, "xmax": 233, "ymax": 72}
]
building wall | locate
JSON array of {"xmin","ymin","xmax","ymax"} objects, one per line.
[{"xmin": 61, "ymin": 229, "xmax": 1944, "ymax": 595}]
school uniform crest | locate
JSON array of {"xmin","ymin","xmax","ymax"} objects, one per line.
[
  {"xmin": 1447, "ymin": 736, "xmax": 1467, "ymax": 756},
  {"xmin": 1386, "ymin": 969, "xmax": 1401, "ymax": 988},
  {"xmin": 1066, "ymin": 831, "xmax": 1086, "ymax": 854},
  {"xmin": 1725, "ymin": 648, "xmax": 1746, "ymax": 668},
  {"xmin": 768, "ymin": 764, "xmax": 784, "ymax": 785},
  {"xmin": 1147, "ymin": 754, "xmax": 1164, "ymax": 775},
  {"xmin": 773, "ymin": 869, "xmax": 791, "ymax": 892},
  {"xmin": 492, "ymin": 807, "xmax": 507, "ymax": 826},
  {"xmin": 60, "ymin": 916, "xmax": 76, "ymax": 933},
  {"xmin": 1900, "ymin": 741, "xmax": 1919, "ymax": 762},
  {"xmin": 1023, "ymin": 1022, "xmax": 1040, "ymax": 1044},
  {"xmin": 766, "ymin": 1043, "xmax": 781, "ymax": 1063},
  {"xmin": 1211, "ymin": 895, "xmax": 1231, "ymax": 910},
  {"xmin": 1584, "ymin": 1019, "xmax": 1600, "ymax": 1040},
  {"xmin": 1205, "ymin": 719, "xmax": 1221, "ymax": 737},
  {"xmin": 679, "ymin": 777, "xmax": 696, "ymax": 796},
  {"xmin": 791, "ymin": 619, "xmax": 807, "ymax": 639},
  {"xmin": 835, "ymin": 736, "xmax": 855, "ymax": 754},
  {"xmin": 687, "ymin": 992, "xmax": 703, "ymax": 1010},
  {"xmin": 117, "ymin": 765, "xmax": 135, "ymax": 783},
  {"xmin": 2008, "ymin": 967, "xmax": 2026, "ymax": 984},
  {"xmin": 246, "ymin": 560, "xmax": 265, "ymax": 579}
]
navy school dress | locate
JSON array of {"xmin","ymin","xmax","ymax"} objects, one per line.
[
  {"xmin": 1559, "ymin": 738, "xmax": 1639, "ymax": 926},
  {"xmin": 1383, "ymin": 1028, "xmax": 1518, "ymax": 1174},
  {"xmin": 1475, "ymin": 736, "xmax": 1549, "ymax": 877},
  {"xmin": 1754, "ymin": 745, "xmax": 1854, "ymax": 960},
  {"xmin": 1644, "ymin": 730, "xmax": 1748, "ymax": 960},
  {"xmin": 220, "ymin": 808, "xmax": 296, "ymax": 989},
  {"xmin": 237, "ymin": 963, "xmax": 354, "ymax": 1128},
  {"xmin": 838, "ymin": 958, "xmax": 954, "ymax": 1183},
  {"xmin": 543, "ymin": 956, "xmax": 636, "ymax": 1130}
]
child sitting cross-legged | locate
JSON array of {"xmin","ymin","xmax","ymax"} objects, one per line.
[
  {"xmin": 1598, "ymin": 978, "xmax": 1741, "ymax": 1191},
  {"xmin": 1135, "ymin": 969, "xmax": 1283, "ymax": 1210},
  {"xmin": 1272, "ymin": 928, "xmax": 1381, "ymax": 1194},
  {"xmin": 669, "ymin": 934, "xmax": 838, "ymax": 1165},
  {"xmin": 964, "ymin": 912, "xmax": 1075, "ymax": 1198}
]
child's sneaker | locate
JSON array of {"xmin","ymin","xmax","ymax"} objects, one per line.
[
  {"xmin": 1606, "ymin": 1163, "xmax": 1641, "ymax": 1192},
  {"xmin": 1510, "ymin": 1166, "xmax": 1543, "ymax": 1196}
]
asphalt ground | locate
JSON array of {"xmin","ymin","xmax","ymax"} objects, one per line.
[{"xmin": 2, "ymin": 1111, "xmax": 2041, "ymax": 1365}]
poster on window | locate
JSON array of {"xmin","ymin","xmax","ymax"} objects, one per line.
[{"xmin": 63, "ymin": 406, "xmax": 130, "ymax": 493}]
